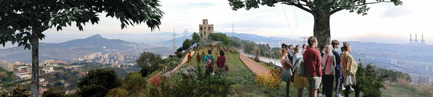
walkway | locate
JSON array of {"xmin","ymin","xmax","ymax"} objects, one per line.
[
  {"xmin": 148, "ymin": 51, "xmax": 195, "ymax": 81},
  {"xmin": 239, "ymin": 54, "xmax": 270, "ymax": 75}
]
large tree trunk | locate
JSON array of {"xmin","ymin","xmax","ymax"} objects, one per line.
[
  {"xmin": 313, "ymin": 13, "xmax": 331, "ymax": 48},
  {"xmin": 30, "ymin": 32, "xmax": 40, "ymax": 97}
]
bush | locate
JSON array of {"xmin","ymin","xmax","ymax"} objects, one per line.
[
  {"xmin": 148, "ymin": 65, "xmax": 233, "ymax": 97},
  {"xmin": 137, "ymin": 52, "xmax": 163, "ymax": 77},
  {"xmin": 357, "ymin": 63, "xmax": 385, "ymax": 97},
  {"xmin": 254, "ymin": 69, "xmax": 282, "ymax": 89},
  {"xmin": 106, "ymin": 88, "xmax": 129, "ymax": 97},
  {"xmin": 77, "ymin": 69, "xmax": 121, "ymax": 97},
  {"xmin": 42, "ymin": 87, "xmax": 64, "ymax": 97}
]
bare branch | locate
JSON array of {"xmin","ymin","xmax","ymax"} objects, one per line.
[{"xmin": 282, "ymin": 2, "xmax": 313, "ymax": 14}]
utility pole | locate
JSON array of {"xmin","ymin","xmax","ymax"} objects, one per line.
[{"xmin": 173, "ymin": 28, "xmax": 176, "ymax": 50}]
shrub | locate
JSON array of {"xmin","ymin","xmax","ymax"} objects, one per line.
[
  {"xmin": 255, "ymin": 69, "xmax": 282, "ymax": 89},
  {"xmin": 42, "ymin": 87, "xmax": 65, "ymax": 97},
  {"xmin": 150, "ymin": 75, "xmax": 163, "ymax": 87}
]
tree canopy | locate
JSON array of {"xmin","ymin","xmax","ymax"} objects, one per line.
[
  {"xmin": 136, "ymin": 52, "xmax": 163, "ymax": 77},
  {"xmin": 228, "ymin": 0, "xmax": 402, "ymax": 46},
  {"xmin": 0, "ymin": 0, "xmax": 164, "ymax": 49},
  {"xmin": 77, "ymin": 69, "xmax": 122, "ymax": 97}
]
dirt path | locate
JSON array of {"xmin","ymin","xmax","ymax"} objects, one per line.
[{"xmin": 239, "ymin": 54, "xmax": 270, "ymax": 75}]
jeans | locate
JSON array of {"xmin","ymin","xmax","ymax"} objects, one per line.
[
  {"xmin": 323, "ymin": 75, "xmax": 334, "ymax": 97},
  {"xmin": 344, "ymin": 84, "xmax": 360, "ymax": 97},
  {"xmin": 335, "ymin": 66, "xmax": 343, "ymax": 95},
  {"xmin": 205, "ymin": 67, "xmax": 214, "ymax": 76}
]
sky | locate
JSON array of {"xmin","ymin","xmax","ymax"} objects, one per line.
[{"xmin": 16, "ymin": 0, "xmax": 433, "ymax": 44}]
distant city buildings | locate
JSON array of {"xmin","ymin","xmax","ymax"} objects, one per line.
[
  {"xmin": 409, "ymin": 33, "xmax": 426, "ymax": 44},
  {"xmin": 0, "ymin": 61, "xmax": 14, "ymax": 72},
  {"xmin": 199, "ymin": 19, "xmax": 214, "ymax": 39}
]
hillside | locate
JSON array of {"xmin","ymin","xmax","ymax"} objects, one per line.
[{"xmin": 0, "ymin": 34, "xmax": 139, "ymax": 62}]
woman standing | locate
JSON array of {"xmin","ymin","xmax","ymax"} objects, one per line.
[
  {"xmin": 322, "ymin": 45, "xmax": 336, "ymax": 97},
  {"xmin": 342, "ymin": 42, "xmax": 360, "ymax": 97},
  {"xmin": 281, "ymin": 44, "xmax": 292, "ymax": 97},
  {"xmin": 292, "ymin": 45, "xmax": 308, "ymax": 97}
]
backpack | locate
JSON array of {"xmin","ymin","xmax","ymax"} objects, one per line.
[{"xmin": 206, "ymin": 55, "xmax": 213, "ymax": 67}]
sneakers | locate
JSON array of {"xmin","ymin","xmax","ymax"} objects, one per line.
[
  {"xmin": 350, "ymin": 87, "xmax": 355, "ymax": 92},
  {"xmin": 336, "ymin": 94, "xmax": 343, "ymax": 97},
  {"xmin": 318, "ymin": 93, "xmax": 325, "ymax": 97},
  {"xmin": 342, "ymin": 86, "xmax": 346, "ymax": 91}
]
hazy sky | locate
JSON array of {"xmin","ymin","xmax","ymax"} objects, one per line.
[{"xmin": 40, "ymin": 0, "xmax": 432, "ymax": 44}]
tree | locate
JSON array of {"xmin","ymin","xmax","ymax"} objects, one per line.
[
  {"xmin": 106, "ymin": 88, "xmax": 129, "ymax": 97},
  {"xmin": 77, "ymin": 69, "xmax": 122, "ymax": 97},
  {"xmin": 182, "ymin": 39, "xmax": 193, "ymax": 50},
  {"xmin": 42, "ymin": 87, "xmax": 65, "ymax": 97},
  {"xmin": 228, "ymin": 0, "xmax": 402, "ymax": 47},
  {"xmin": 208, "ymin": 33, "xmax": 230, "ymax": 45},
  {"xmin": 356, "ymin": 63, "xmax": 386, "ymax": 97},
  {"xmin": 121, "ymin": 73, "xmax": 147, "ymax": 96},
  {"xmin": 137, "ymin": 52, "xmax": 163, "ymax": 77},
  {"xmin": 0, "ymin": 0, "xmax": 163, "ymax": 96},
  {"xmin": 192, "ymin": 32, "xmax": 200, "ymax": 44}
]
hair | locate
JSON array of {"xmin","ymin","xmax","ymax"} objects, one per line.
[
  {"xmin": 302, "ymin": 44, "xmax": 307, "ymax": 48},
  {"xmin": 294, "ymin": 45, "xmax": 300, "ymax": 52},
  {"xmin": 332, "ymin": 40, "xmax": 339, "ymax": 45},
  {"xmin": 325, "ymin": 45, "xmax": 333, "ymax": 55},
  {"xmin": 320, "ymin": 45, "xmax": 326, "ymax": 51},
  {"xmin": 342, "ymin": 42, "xmax": 351, "ymax": 52},
  {"xmin": 288, "ymin": 44, "xmax": 293, "ymax": 48},
  {"xmin": 219, "ymin": 50, "xmax": 225, "ymax": 56},
  {"xmin": 208, "ymin": 50, "xmax": 212, "ymax": 54},
  {"xmin": 307, "ymin": 36, "xmax": 317, "ymax": 46}
]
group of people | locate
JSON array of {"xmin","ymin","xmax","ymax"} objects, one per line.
[
  {"xmin": 280, "ymin": 36, "xmax": 359, "ymax": 97},
  {"xmin": 201, "ymin": 49, "xmax": 229, "ymax": 76}
]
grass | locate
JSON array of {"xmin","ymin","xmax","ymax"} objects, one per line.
[{"xmin": 381, "ymin": 80, "xmax": 432, "ymax": 97}]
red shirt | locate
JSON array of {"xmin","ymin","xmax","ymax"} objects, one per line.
[
  {"xmin": 303, "ymin": 47, "xmax": 322, "ymax": 77},
  {"xmin": 217, "ymin": 56, "xmax": 226, "ymax": 68}
]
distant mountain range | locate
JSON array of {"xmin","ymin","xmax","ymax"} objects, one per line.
[{"xmin": 0, "ymin": 34, "xmax": 139, "ymax": 62}]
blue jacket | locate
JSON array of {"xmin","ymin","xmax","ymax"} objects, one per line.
[{"xmin": 332, "ymin": 50, "xmax": 341, "ymax": 69}]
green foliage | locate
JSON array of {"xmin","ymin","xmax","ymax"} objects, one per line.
[
  {"xmin": 228, "ymin": 0, "xmax": 402, "ymax": 15},
  {"xmin": 77, "ymin": 69, "xmax": 121, "ymax": 97},
  {"xmin": 208, "ymin": 33, "xmax": 231, "ymax": 45},
  {"xmin": 2, "ymin": 85, "xmax": 30, "ymax": 97},
  {"xmin": 192, "ymin": 32, "xmax": 200, "ymax": 44},
  {"xmin": 137, "ymin": 52, "xmax": 163, "ymax": 77},
  {"xmin": 163, "ymin": 56, "xmax": 181, "ymax": 70},
  {"xmin": 0, "ymin": 68, "xmax": 14, "ymax": 83},
  {"xmin": 182, "ymin": 39, "xmax": 193, "ymax": 50},
  {"xmin": 377, "ymin": 67, "xmax": 411, "ymax": 82},
  {"xmin": 356, "ymin": 63, "xmax": 385, "ymax": 97},
  {"xmin": 106, "ymin": 88, "xmax": 129, "ymax": 97},
  {"xmin": 0, "ymin": 0, "xmax": 164, "ymax": 49},
  {"xmin": 121, "ymin": 73, "xmax": 147, "ymax": 95},
  {"xmin": 149, "ymin": 63, "xmax": 233, "ymax": 97},
  {"xmin": 42, "ymin": 87, "xmax": 65, "ymax": 97}
]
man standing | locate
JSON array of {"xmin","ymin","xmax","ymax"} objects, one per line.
[
  {"xmin": 303, "ymin": 36, "xmax": 322, "ymax": 97},
  {"xmin": 332, "ymin": 40, "xmax": 343, "ymax": 97},
  {"xmin": 203, "ymin": 50, "xmax": 215, "ymax": 76}
]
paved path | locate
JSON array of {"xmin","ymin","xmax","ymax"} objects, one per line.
[
  {"xmin": 148, "ymin": 51, "xmax": 195, "ymax": 81},
  {"xmin": 170, "ymin": 51, "xmax": 194, "ymax": 74},
  {"xmin": 239, "ymin": 54, "xmax": 270, "ymax": 75}
]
